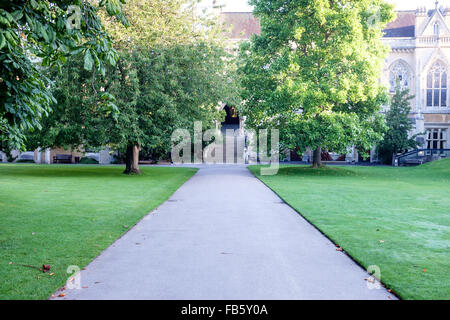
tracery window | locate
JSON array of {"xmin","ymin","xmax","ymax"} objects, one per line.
[
  {"xmin": 426, "ymin": 62, "xmax": 447, "ymax": 107},
  {"xmin": 389, "ymin": 61, "xmax": 410, "ymax": 93}
]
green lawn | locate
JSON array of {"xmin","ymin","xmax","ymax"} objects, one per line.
[
  {"xmin": 249, "ymin": 160, "xmax": 450, "ymax": 300},
  {"xmin": 0, "ymin": 164, "xmax": 197, "ymax": 300}
]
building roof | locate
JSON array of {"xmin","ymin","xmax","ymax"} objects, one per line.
[
  {"xmin": 383, "ymin": 11, "xmax": 415, "ymax": 38},
  {"xmin": 219, "ymin": 12, "xmax": 260, "ymax": 39},
  {"xmin": 220, "ymin": 10, "xmax": 418, "ymax": 40}
]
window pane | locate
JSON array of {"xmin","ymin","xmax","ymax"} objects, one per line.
[
  {"xmin": 434, "ymin": 90, "xmax": 440, "ymax": 106},
  {"xmin": 442, "ymin": 90, "xmax": 447, "ymax": 106},
  {"xmin": 427, "ymin": 73, "xmax": 433, "ymax": 88},
  {"xmin": 442, "ymin": 73, "xmax": 447, "ymax": 88},
  {"xmin": 433, "ymin": 130, "xmax": 438, "ymax": 139},
  {"xmin": 427, "ymin": 90, "xmax": 433, "ymax": 106},
  {"xmin": 433, "ymin": 141, "xmax": 438, "ymax": 149},
  {"xmin": 435, "ymin": 73, "xmax": 440, "ymax": 88}
]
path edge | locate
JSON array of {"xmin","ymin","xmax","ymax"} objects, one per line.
[
  {"xmin": 247, "ymin": 165, "xmax": 401, "ymax": 300},
  {"xmin": 48, "ymin": 167, "xmax": 200, "ymax": 300}
]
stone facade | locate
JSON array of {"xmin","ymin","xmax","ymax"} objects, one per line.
[{"xmin": 381, "ymin": 5, "xmax": 450, "ymax": 150}]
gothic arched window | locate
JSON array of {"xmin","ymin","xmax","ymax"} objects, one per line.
[
  {"xmin": 426, "ymin": 62, "xmax": 447, "ymax": 107},
  {"xmin": 434, "ymin": 22, "xmax": 440, "ymax": 37},
  {"xmin": 389, "ymin": 61, "xmax": 410, "ymax": 93}
]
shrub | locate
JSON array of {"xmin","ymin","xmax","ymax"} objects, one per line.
[
  {"xmin": 16, "ymin": 159, "xmax": 35, "ymax": 163},
  {"xmin": 79, "ymin": 157, "xmax": 99, "ymax": 165}
]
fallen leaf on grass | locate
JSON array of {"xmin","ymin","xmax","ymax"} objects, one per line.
[
  {"xmin": 42, "ymin": 264, "xmax": 51, "ymax": 273},
  {"xmin": 123, "ymin": 225, "xmax": 129, "ymax": 229},
  {"xmin": 423, "ymin": 268, "xmax": 427, "ymax": 272},
  {"xmin": 49, "ymin": 272, "xmax": 54, "ymax": 276},
  {"xmin": 58, "ymin": 293, "xmax": 66, "ymax": 297},
  {"xmin": 379, "ymin": 240, "xmax": 384, "ymax": 243},
  {"xmin": 336, "ymin": 247, "xmax": 343, "ymax": 251}
]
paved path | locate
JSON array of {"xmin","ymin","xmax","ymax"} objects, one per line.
[{"xmin": 56, "ymin": 165, "xmax": 394, "ymax": 300}]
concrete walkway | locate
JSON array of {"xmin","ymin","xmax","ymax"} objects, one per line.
[{"xmin": 56, "ymin": 165, "xmax": 394, "ymax": 300}]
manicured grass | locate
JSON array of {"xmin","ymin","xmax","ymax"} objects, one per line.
[
  {"xmin": 0, "ymin": 164, "xmax": 197, "ymax": 300},
  {"xmin": 249, "ymin": 160, "xmax": 450, "ymax": 300}
]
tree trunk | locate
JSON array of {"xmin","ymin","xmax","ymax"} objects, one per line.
[
  {"xmin": 312, "ymin": 146, "xmax": 322, "ymax": 168},
  {"xmin": 123, "ymin": 144, "xmax": 142, "ymax": 175},
  {"xmin": 391, "ymin": 149, "xmax": 397, "ymax": 166}
]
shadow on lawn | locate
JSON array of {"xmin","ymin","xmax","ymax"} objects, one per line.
[
  {"xmin": 276, "ymin": 166, "xmax": 359, "ymax": 177},
  {"xmin": 0, "ymin": 164, "xmax": 147, "ymax": 179}
]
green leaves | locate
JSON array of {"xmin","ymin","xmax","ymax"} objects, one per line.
[
  {"xmin": 0, "ymin": 32, "xmax": 5, "ymax": 49},
  {"xmin": 84, "ymin": 49, "xmax": 94, "ymax": 71},
  {"xmin": 1, "ymin": 0, "xmax": 128, "ymax": 148},
  {"xmin": 240, "ymin": 0, "xmax": 395, "ymax": 158},
  {"xmin": 377, "ymin": 87, "xmax": 418, "ymax": 164},
  {"xmin": 30, "ymin": 0, "xmax": 38, "ymax": 9}
]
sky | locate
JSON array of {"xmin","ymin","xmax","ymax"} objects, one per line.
[{"xmin": 200, "ymin": 0, "xmax": 450, "ymax": 12}]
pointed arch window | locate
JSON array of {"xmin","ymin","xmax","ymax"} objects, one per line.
[
  {"xmin": 434, "ymin": 22, "xmax": 440, "ymax": 37},
  {"xmin": 426, "ymin": 62, "xmax": 447, "ymax": 107},
  {"xmin": 389, "ymin": 61, "xmax": 410, "ymax": 93}
]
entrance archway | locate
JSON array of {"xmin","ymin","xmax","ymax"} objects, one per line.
[
  {"xmin": 222, "ymin": 105, "xmax": 240, "ymax": 127},
  {"xmin": 220, "ymin": 105, "xmax": 243, "ymax": 164}
]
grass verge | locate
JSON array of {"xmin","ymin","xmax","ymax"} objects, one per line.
[
  {"xmin": 0, "ymin": 164, "xmax": 197, "ymax": 299},
  {"xmin": 249, "ymin": 160, "xmax": 450, "ymax": 300}
]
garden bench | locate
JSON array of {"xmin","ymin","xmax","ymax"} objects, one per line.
[{"xmin": 53, "ymin": 154, "xmax": 72, "ymax": 164}]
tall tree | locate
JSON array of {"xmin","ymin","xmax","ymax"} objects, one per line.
[
  {"xmin": 101, "ymin": 0, "xmax": 239, "ymax": 173},
  {"xmin": 239, "ymin": 0, "xmax": 395, "ymax": 167},
  {"xmin": 377, "ymin": 86, "xmax": 419, "ymax": 165},
  {"xmin": 0, "ymin": 0, "xmax": 127, "ymax": 151},
  {"xmin": 28, "ymin": 0, "xmax": 240, "ymax": 174}
]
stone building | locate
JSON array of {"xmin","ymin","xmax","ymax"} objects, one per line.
[{"xmin": 381, "ymin": 4, "xmax": 450, "ymax": 151}]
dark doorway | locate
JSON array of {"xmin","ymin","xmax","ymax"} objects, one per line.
[
  {"xmin": 222, "ymin": 105, "xmax": 240, "ymax": 126},
  {"xmin": 221, "ymin": 105, "xmax": 242, "ymax": 163}
]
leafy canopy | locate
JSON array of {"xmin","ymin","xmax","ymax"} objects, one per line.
[
  {"xmin": 239, "ymin": 0, "xmax": 395, "ymax": 156},
  {"xmin": 0, "ymin": 0, "xmax": 127, "ymax": 150},
  {"xmin": 28, "ymin": 0, "xmax": 240, "ymax": 160}
]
